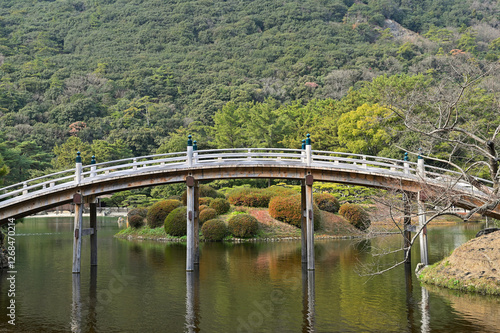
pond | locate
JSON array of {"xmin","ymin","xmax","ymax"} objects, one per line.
[{"xmin": 0, "ymin": 217, "xmax": 499, "ymax": 332}]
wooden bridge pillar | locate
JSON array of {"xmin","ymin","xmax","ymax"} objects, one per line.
[
  {"xmin": 186, "ymin": 176, "xmax": 199, "ymax": 271},
  {"xmin": 301, "ymin": 181, "xmax": 307, "ymax": 264},
  {"xmin": 72, "ymin": 193, "xmax": 83, "ymax": 273},
  {"xmin": 417, "ymin": 152, "xmax": 429, "ymax": 266},
  {"xmin": 90, "ymin": 200, "xmax": 97, "ymax": 266},
  {"xmin": 403, "ymin": 191, "xmax": 411, "ymax": 265},
  {"xmin": 305, "ymin": 174, "xmax": 315, "ymax": 270}
]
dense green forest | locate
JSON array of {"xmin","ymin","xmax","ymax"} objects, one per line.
[{"xmin": 0, "ymin": 0, "xmax": 499, "ymax": 194}]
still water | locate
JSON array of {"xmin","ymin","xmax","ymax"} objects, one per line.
[{"xmin": 1, "ymin": 217, "xmax": 499, "ymax": 332}]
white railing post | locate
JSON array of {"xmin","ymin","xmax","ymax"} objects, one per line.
[
  {"xmin": 362, "ymin": 156, "xmax": 367, "ymax": 169},
  {"xmin": 403, "ymin": 152, "xmax": 410, "ymax": 174},
  {"xmin": 22, "ymin": 182, "xmax": 28, "ymax": 195},
  {"xmin": 90, "ymin": 155, "xmax": 96, "ymax": 178},
  {"xmin": 193, "ymin": 140, "xmax": 198, "ymax": 164},
  {"xmin": 187, "ymin": 135, "xmax": 193, "ymax": 167},
  {"xmin": 75, "ymin": 152, "xmax": 82, "ymax": 185},
  {"xmin": 133, "ymin": 158, "xmax": 137, "ymax": 171},
  {"xmin": 306, "ymin": 134, "xmax": 312, "ymax": 166},
  {"xmin": 301, "ymin": 139, "xmax": 306, "ymax": 163},
  {"xmin": 247, "ymin": 148, "xmax": 252, "ymax": 160},
  {"xmin": 417, "ymin": 149, "xmax": 425, "ymax": 178}
]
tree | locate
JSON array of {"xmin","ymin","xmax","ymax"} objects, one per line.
[
  {"xmin": 52, "ymin": 137, "xmax": 92, "ymax": 169},
  {"xmin": 363, "ymin": 55, "xmax": 500, "ymax": 274}
]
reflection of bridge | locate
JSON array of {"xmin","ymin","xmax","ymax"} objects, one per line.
[{"xmin": 0, "ymin": 136, "xmax": 497, "ymax": 272}]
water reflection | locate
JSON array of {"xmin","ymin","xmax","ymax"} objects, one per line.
[
  {"xmin": 71, "ymin": 274, "xmax": 81, "ymax": 333},
  {"xmin": 185, "ymin": 268, "xmax": 201, "ymax": 333},
  {"xmin": 88, "ymin": 266, "xmax": 98, "ymax": 332},
  {"xmin": 420, "ymin": 287, "xmax": 430, "ymax": 333},
  {"xmin": 302, "ymin": 267, "xmax": 315, "ymax": 333}
]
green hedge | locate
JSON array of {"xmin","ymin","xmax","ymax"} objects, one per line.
[
  {"xmin": 164, "ymin": 206, "xmax": 187, "ymax": 236},
  {"xmin": 209, "ymin": 198, "xmax": 231, "ymax": 215},
  {"xmin": 201, "ymin": 219, "xmax": 227, "ymax": 241},
  {"xmin": 146, "ymin": 199, "xmax": 182, "ymax": 228},
  {"xmin": 199, "ymin": 208, "xmax": 218, "ymax": 225}
]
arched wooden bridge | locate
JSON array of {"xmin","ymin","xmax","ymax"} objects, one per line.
[{"xmin": 0, "ymin": 139, "xmax": 497, "ymax": 272}]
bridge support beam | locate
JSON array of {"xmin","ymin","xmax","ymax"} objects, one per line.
[
  {"xmin": 90, "ymin": 201, "xmax": 97, "ymax": 266},
  {"xmin": 72, "ymin": 193, "xmax": 83, "ymax": 273},
  {"xmin": 418, "ymin": 191, "xmax": 428, "ymax": 265},
  {"xmin": 403, "ymin": 191, "xmax": 411, "ymax": 266},
  {"xmin": 305, "ymin": 174, "xmax": 314, "ymax": 270},
  {"xmin": 301, "ymin": 181, "xmax": 307, "ymax": 264},
  {"xmin": 186, "ymin": 176, "xmax": 199, "ymax": 271}
]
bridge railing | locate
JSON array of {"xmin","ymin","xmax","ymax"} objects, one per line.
[{"xmin": 0, "ymin": 148, "xmax": 494, "ymax": 203}]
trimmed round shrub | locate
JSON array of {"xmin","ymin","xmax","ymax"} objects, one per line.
[
  {"xmin": 201, "ymin": 219, "xmax": 227, "ymax": 241},
  {"xmin": 128, "ymin": 215, "xmax": 145, "ymax": 229},
  {"xmin": 228, "ymin": 214, "xmax": 259, "ymax": 238},
  {"xmin": 209, "ymin": 198, "xmax": 231, "ymax": 215},
  {"xmin": 199, "ymin": 208, "xmax": 218, "ymax": 225},
  {"xmin": 268, "ymin": 195, "xmax": 322, "ymax": 230},
  {"xmin": 313, "ymin": 193, "xmax": 340, "ymax": 213},
  {"xmin": 199, "ymin": 197, "xmax": 213, "ymax": 205},
  {"xmin": 338, "ymin": 203, "xmax": 371, "ymax": 231},
  {"xmin": 199, "ymin": 205, "xmax": 209, "ymax": 212},
  {"xmin": 128, "ymin": 207, "xmax": 148, "ymax": 219},
  {"xmin": 164, "ymin": 206, "xmax": 187, "ymax": 236},
  {"xmin": 146, "ymin": 199, "xmax": 182, "ymax": 228},
  {"xmin": 182, "ymin": 185, "xmax": 224, "ymax": 205}
]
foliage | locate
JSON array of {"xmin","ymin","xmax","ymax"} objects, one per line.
[
  {"xmin": 128, "ymin": 215, "xmax": 145, "ymax": 229},
  {"xmin": 209, "ymin": 198, "xmax": 231, "ymax": 215},
  {"xmin": 199, "ymin": 197, "xmax": 213, "ymax": 205},
  {"xmin": 313, "ymin": 193, "xmax": 340, "ymax": 213},
  {"xmin": 268, "ymin": 195, "xmax": 321, "ymax": 230},
  {"xmin": 338, "ymin": 203, "xmax": 371, "ymax": 231},
  {"xmin": 227, "ymin": 214, "xmax": 259, "ymax": 238},
  {"xmin": 199, "ymin": 208, "xmax": 218, "ymax": 225},
  {"xmin": 146, "ymin": 199, "xmax": 182, "ymax": 228},
  {"xmin": 201, "ymin": 219, "xmax": 227, "ymax": 241},
  {"xmin": 181, "ymin": 185, "xmax": 224, "ymax": 205},
  {"xmin": 127, "ymin": 207, "xmax": 148, "ymax": 219},
  {"xmin": 227, "ymin": 188, "xmax": 272, "ymax": 207},
  {"xmin": 164, "ymin": 206, "xmax": 187, "ymax": 237}
]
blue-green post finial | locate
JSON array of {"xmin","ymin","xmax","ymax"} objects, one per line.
[
  {"xmin": 91, "ymin": 155, "xmax": 96, "ymax": 164},
  {"xmin": 418, "ymin": 148, "xmax": 423, "ymax": 160},
  {"xmin": 187, "ymin": 135, "xmax": 193, "ymax": 147},
  {"xmin": 301, "ymin": 139, "xmax": 306, "ymax": 150},
  {"xmin": 76, "ymin": 151, "xmax": 82, "ymax": 163},
  {"xmin": 305, "ymin": 134, "xmax": 311, "ymax": 145},
  {"xmin": 404, "ymin": 152, "xmax": 409, "ymax": 161},
  {"xmin": 193, "ymin": 140, "xmax": 197, "ymax": 151}
]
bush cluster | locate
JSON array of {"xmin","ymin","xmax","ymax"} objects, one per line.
[
  {"xmin": 268, "ymin": 195, "xmax": 321, "ymax": 230},
  {"xmin": 227, "ymin": 188, "xmax": 272, "ymax": 207},
  {"xmin": 199, "ymin": 204, "xmax": 209, "ymax": 212},
  {"xmin": 199, "ymin": 207, "xmax": 218, "ymax": 225},
  {"xmin": 164, "ymin": 206, "xmax": 187, "ymax": 236},
  {"xmin": 146, "ymin": 199, "xmax": 182, "ymax": 228},
  {"xmin": 182, "ymin": 185, "xmax": 224, "ymax": 205},
  {"xmin": 313, "ymin": 193, "xmax": 340, "ymax": 213},
  {"xmin": 338, "ymin": 203, "xmax": 371, "ymax": 231},
  {"xmin": 199, "ymin": 197, "xmax": 213, "ymax": 205},
  {"xmin": 201, "ymin": 219, "xmax": 227, "ymax": 241},
  {"xmin": 227, "ymin": 214, "xmax": 259, "ymax": 238},
  {"xmin": 209, "ymin": 198, "xmax": 231, "ymax": 215},
  {"xmin": 128, "ymin": 215, "xmax": 145, "ymax": 229},
  {"xmin": 127, "ymin": 207, "xmax": 148, "ymax": 219}
]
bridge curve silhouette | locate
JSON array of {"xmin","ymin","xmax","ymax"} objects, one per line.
[{"xmin": 0, "ymin": 138, "xmax": 497, "ymax": 272}]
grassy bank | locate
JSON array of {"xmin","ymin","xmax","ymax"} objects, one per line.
[{"xmin": 418, "ymin": 231, "xmax": 500, "ymax": 296}]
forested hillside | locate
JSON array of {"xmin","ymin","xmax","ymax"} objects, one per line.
[{"xmin": 0, "ymin": 0, "xmax": 500, "ymax": 188}]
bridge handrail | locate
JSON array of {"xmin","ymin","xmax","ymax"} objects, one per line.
[{"xmin": 0, "ymin": 148, "xmax": 494, "ymax": 203}]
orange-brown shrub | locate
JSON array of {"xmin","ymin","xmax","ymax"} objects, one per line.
[
  {"xmin": 313, "ymin": 193, "xmax": 340, "ymax": 213},
  {"xmin": 338, "ymin": 203, "xmax": 371, "ymax": 230},
  {"xmin": 199, "ymin": 197, "xmax": 213, "ymax": 205},
  {"xmin": 182, "ymin": 185, "xmax": 224, "ymax": 205},
  {"xmin": 268, "ymin": 195, "xmax": 322, "ymax": 230},
  {"xmin": 146, "ymin": 199, "xmax": 182, "ymax": 228},
  {"xmin": 128, "ymin": 215, "xmax": 145, "ymax": 229},
  {"xmin": 209, "ymin": 198, "xmax": 231, "ymax": 215},
  {"xmin": 227, "ymin": 188, "xmax": 271, "ymax": 207},
  {"xmin": 227, "ymin": 214, "xmax": 259, "ymax": 238}
]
